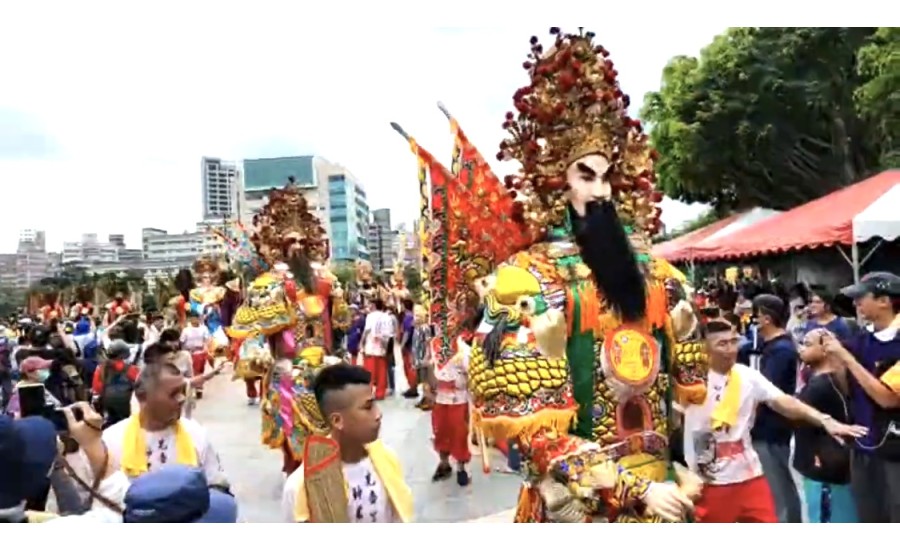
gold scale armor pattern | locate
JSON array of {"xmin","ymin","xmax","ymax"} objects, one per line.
[{"xmin": 468, "ymin": 343, "xmax": 568, "ymax": 400}]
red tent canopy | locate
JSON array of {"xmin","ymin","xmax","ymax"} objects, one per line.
[
  {"xmin": 690, "ymin": 170, "xmax": 900, "ymax": 262},
  {"xmin": 652, "ymin": 213, "xmax": 742, "ymax": 261}
]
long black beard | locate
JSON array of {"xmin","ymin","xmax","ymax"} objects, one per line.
[{"xmin": 572, "ymin": 201, "xmax": 646, "ymax": 322}]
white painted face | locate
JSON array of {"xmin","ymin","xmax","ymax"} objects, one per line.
[{"xmin": 565, "ymin": 153, "xmax": 612, "ymax": 216}]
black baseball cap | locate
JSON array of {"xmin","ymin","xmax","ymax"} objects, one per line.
[{"xmin": 840, "ymin": 271, "xmax": 900, "ymax": 299}]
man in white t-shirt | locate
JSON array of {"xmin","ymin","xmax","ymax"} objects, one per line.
[
  {"xmin": 98, "ymin": 362, "xmax": 228, "ymax": 487},
  {"xmin": 361, "ymin": 300, "xmax": 393, "ymax": 400},
  {"xmin": 180, "ymin": 312, "xmax": 211, "ymax": 398},
  {"xmin": 281, "ymin": 363, "xmax": 412, "ymax": 523},
  {"xmin": 683, "ymin": 319, "xmax": 867, "ymax": 523}
]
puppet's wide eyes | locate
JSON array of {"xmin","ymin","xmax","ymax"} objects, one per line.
[{"xmin": 517, "ymin": 296, "xmax": 536, "ymax": 315}]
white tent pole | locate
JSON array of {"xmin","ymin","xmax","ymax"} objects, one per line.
[{"xmin": 851, "ymin": 242, "xmax": 860, "ymax": 283}]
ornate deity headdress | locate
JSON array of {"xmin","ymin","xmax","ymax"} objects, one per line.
[
  {"xmin": 192, "ymin": 256, "xmax": 221, "ymax": 278},
  {"xmin": 250, "ymin": 177, "xmax": 328, "ymax": 268},
  {"xmin": 499, "ymin": 27, "xmax": 664, "ymax": 238}
]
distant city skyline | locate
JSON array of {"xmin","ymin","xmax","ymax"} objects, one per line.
[{"xmin": 1, "ymin": 20, "xmax": 720, "ymax": 253}]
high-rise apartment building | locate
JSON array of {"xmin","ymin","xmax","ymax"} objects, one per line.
[
  {"xmin": 17, "ymin": 229, "xmax": 46, "ymax": 252},
  {"xmin": 13, "ymin": 229, "xmax": 52, "ymax": 288},
  {"xmin": 367, "ymin": 208, "xmax": 397, "ymax": 272},
  {"xmin": 326, "ymin": 166, "xmax": 370, "ymax": 262},
  {"xmin": 202, "ymin": 157, "xmax": 242, "ymax": 221}
]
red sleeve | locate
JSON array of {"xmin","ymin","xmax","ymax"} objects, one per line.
[
  {"xmin": 127, "ymin": 366, "xmax": 141, "ymax": 382},
  {"xmin": 284, "ymin": 279, "xmax": 298, "ymax": 302},
  {"xmin": 91, "ymin": 366, "xmax": 104, "ymax": 394}
]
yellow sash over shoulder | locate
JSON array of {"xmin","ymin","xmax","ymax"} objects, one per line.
[
  {"xmin": 121, "ymin": 414, "xmax": 198, "ymax": 477},
  {"xmin": 710, "ymin": 367, "xmax": 742, "ymax": 431},
  {"xmin": 294, "ymin": 439, "xmax": 413, "ymax": 523}
]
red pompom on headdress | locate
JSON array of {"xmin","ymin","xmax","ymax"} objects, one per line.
[{"xmin": 499, "ymin": 28, "xmax": 662, "ymax": 237}]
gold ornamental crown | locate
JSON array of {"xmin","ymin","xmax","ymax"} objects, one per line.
[
  {"xmin": 250, "ymin": 178, "xmax": 328, "ymax": 267},
  {"xmin": 499, "ymin": 28, "xmax": 664, "ymax": 236},
  {"xmin": 193, "ymin": 256, "xmax": 221, "ymax": 276}
]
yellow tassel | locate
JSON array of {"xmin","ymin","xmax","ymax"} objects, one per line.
[{"xmin": 472, "ymin": 408, "xmax": 578, "ymax": 444}]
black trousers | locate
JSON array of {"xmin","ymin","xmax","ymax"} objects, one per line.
[{"xmin": 850, "ymin": 450, "xmax": 900, "ymax": 522}]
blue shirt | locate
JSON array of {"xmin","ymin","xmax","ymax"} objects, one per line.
[
  {"xmin": 803, "ymin": 317, "xmax": 852, "ymax": 341},
  {"xmin": 401, "ymin": 312, "xmax": 414, "ymax": 350},
  {"xmin": 346, "ymin": 316, "xmax": 366, "ymax": 355},
  {"xmin": 845, "ymin": 329, "xmax": 900, "ymax": 453},
  {"xmin": 750, "ymin": 333, "xmax": 798, "ymax": 445}
]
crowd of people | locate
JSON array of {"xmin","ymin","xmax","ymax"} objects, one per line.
[
  {"xmin": 0, "ymin": 304, "xmax": 236, "ymax": 523},
  {"xmin": 3, "ymin": 26, "xmax": 900, "ymax": 525},
  {"xmin": 687, "ymin": 270, "xmax": 900, "ymax": 522}
]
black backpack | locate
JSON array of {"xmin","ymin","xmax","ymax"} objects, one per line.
[{"xmin": 99, "ymin": 360, "xmax": 135, "ymax": 422}]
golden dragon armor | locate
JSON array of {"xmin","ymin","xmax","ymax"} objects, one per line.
[{"xmin": 394, "ymin": 27, "xmax": 706, "ymax": 523}]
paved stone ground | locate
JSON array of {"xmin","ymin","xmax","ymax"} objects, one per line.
[{"xmin": 193, "ymin": 366, "xmax": 520, "ymax": 523}]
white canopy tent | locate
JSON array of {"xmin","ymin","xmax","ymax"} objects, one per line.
[
  {"xmin": 848, "ymin": 182, "xmax": 900, "ymax": 281},
  {"xmin": 853, "ymin": 183, "xmax": 900, "ymax": 243}
]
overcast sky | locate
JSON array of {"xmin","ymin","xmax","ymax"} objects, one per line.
[{"xmin": 0, "ymin": 4, "xmax": 721, "ymax": 253}]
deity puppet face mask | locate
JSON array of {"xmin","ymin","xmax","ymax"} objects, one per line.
[{"xmin": 565, "ymin": 153, "xmax": 612, "ymax": 216}]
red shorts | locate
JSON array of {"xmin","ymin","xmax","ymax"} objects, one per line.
[
  {"xmin": 695, "ymin": 475, "xmax": 777, "ymax": 523},
  {"xmin": 190, "ymin": 351, "xmax": 208, "ymax": 377},
  {"xmin": 431, "ymin": 402, "xmax": 471, "ymax": 463}
]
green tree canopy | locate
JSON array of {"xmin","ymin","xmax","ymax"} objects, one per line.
[
  {"xmin": 855, "ymin": 27, "xmax": 900, "ymax": 166},
  {"xmin": 642, "ymin": 27, "xmax": 886, "ymax": 212},
  {"xmin": 403, "ymin": 264, "xmax": 423, "ymax": 301}
]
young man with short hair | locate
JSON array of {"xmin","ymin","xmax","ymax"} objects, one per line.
[
  {"xmin": 281, "ymin": 363, "xmax": 412, "ymax": 523},
  {"xmin": 748, "ymin": 294, "xmax": 803, "ymax": 522},
  {"xmin": 684, "ymin": 320, "xmax": 866, "ymax": 523},
  {"xmin": 826, "ymin": 271, "xmax": 900, "ymax": 522}
]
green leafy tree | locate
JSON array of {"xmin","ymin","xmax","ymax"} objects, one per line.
[
  {"xmin": 855, "ymin": 27, "xmax": 900, "ymax": 167},
  {"xmin": 331, "ymin": 262, "xmax": 355, "ymax": 288},
  {"xmin": 403, "ymin": 264, "xmax": 423, "ymax": 301},
  {"xmin": 0, "ymin": 287, "xmax": 26, "ymax": 318},
  {"xmin": 642, "ymin": 27, "xmax": 881, "ymax": 212}
]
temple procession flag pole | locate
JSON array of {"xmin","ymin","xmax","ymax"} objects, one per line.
[
  {"xmin": 437, "ymin": 102, "xmax": 462, "ymax": 177},
  {"xmin": 390, "ymin": 121, "xmax": 432, "ymax": 313},
  {"xmin": 389, "ymin": 121, "xmax": 456, "ymax": 365},
  {"xmin": 437, "ymin": 102, "xmax": 505, "ymax": 471}
]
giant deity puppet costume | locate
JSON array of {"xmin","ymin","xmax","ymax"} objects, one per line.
[
  {"xmin": 398, "ymin": 28, "xmax": 706, "ymax": 523},
  {"xmin": 171, "ymin": 257, "xmax": 234, "ymax": 368},
  {"xmin": 227, "ymin": 180, "xmax": 340, "ymax": 476}
]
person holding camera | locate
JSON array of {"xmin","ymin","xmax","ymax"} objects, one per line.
[
  {"xmin": 0, "ymin": 402, "xmax": 126, "ymax": 523},
  {"xmin": 5, "ymin": 357, "xmax": 61, "ymax": 418}
]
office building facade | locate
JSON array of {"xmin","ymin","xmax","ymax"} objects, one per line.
[
  {"xmin": 142, "ymin": 228, "xmax": 203, "ymax": 262},
  {"xmin": 326, "ymin": 167, "xmax": 370, "ymax": 262},
  {"xmin": 367, "ymin": 208, "xmax": 397, "ymax": 272},
  {"xmin": 242, "ymin": 156, "xmax": 329, "ymax": 228},
  {"xmin": 202, "ymin": 157, "xmax": 242, "ymax": 221}
]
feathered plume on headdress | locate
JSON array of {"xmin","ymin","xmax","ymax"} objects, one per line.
[{"xmin": 499, "ymin": 27, "xmax": 664, "ymax": 238}]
